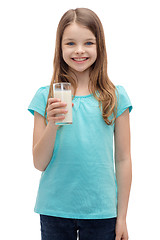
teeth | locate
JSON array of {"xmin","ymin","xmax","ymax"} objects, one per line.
[{"xmin": 73, "ymin": 58, "xmax": 88, "ymax": 61}]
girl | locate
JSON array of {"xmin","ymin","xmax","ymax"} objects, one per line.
[{"xmin": 28, "ymin": 8, "xmax": 133, "ymax": 240}]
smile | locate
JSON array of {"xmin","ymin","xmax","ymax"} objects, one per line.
[{"xmin": 71, "ymin": 57, "xmax": 89, "ymax": 63}]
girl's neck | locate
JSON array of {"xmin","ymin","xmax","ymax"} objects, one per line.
[
  {"xmin": 69, "ymin": 69, "xmax": 90, "ymax": 88},
  {"xmin": 70, "ymin": 70, "xmax": 92, "ymax": 96}
]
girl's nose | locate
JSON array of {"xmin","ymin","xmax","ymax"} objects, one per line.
[{"xmin": 75, "ymin": 46, "xmax": 85, "ymax": 54}]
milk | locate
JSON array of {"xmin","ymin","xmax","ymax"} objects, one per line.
[{"xmin": 54, "ymin": 89, "xmax": 72, "ymax": 125}]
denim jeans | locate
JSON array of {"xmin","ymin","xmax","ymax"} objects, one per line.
[{"xmin": 40, "ymin": 214, "xmax": 116, "ymax": 240}]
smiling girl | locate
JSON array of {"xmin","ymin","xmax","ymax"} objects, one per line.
[
  {"xmin": 28, "ymin": 8, "xmax": 133, "ymax": 240},
  {"xmin": 61, "ymin": 22, "xmax": 97, "ymax": 92}
]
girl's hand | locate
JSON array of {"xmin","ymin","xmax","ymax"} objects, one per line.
[
  {"xmin": 115, "ymin": 218, "xmax": 129, "ymax": 240},
  {"xmin": 47, "ymin": 98, "xmax": 74, "ymax": 125}
]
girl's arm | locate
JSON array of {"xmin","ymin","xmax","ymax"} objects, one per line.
[
  {"xmin": 32, "ymin": 98, "xmax": 72, "ymax": 171},
  {"xmin": 114, "ymin": 108, "xmax": 132, "ymax": 239},
  {"xmin": 32, "ymin": 112, "xmax": 58, "ymax": 171}
]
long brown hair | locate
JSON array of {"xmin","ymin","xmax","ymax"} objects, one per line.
[{"xmin": 44, "ymin": 8, "xmax": 118, "ymax": 126}]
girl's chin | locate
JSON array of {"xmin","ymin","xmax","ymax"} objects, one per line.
[{"xmin": 68, "ymin": 67, "xmax": 90, "ymax": 74}]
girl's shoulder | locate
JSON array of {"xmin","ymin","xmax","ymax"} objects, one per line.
[
  {"xmin": 115, "ymin": 84, "xmax": 125, "ymax": 93},
  {"xmin": 115, "ymin": 85, "xmax": 133, "ymax": 117},
  {"xmin": 115, "ymin": 85, "xmax": 130, "ymax": 100},
  {"xmin": 35, "ymin": 85, "xmax": 50, "ymax": 96},
  {"xmin": 32, "ymin": 85, "xmax": 50, "ymax": 102},
  {"xmin": 28, "ymin": 85, "xmax": 50, "ymax": 116}
]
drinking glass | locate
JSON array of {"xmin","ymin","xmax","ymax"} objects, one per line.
[{"xmin": 53, "ymin": 83, "xmax": 72, "ymax": 125}]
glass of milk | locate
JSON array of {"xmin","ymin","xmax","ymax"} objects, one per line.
[{"xmin": 53, "ymin": 82, "xmax": 72, "ymax": 125}]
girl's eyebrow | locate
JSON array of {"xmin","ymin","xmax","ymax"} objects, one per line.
[{"xmin": 63, "ymin": 38, "xmax": 96, "ymax": 41}]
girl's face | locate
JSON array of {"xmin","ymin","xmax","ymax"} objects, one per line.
[{"xmin": 61, "ymin": 23, "xmax": 97, "ymax": 75}]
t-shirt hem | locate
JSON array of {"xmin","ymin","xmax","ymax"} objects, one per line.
[
  {"xmin": 28, "ymin": 105, "xmax": 45, "ymax": 117},
  {"xmin": 34, "ymin": 208, "xmax": 117, "ymax": 219},
  {"xmin": 116, "ymin": 104, "xmax": 133, "ymax": 118}
]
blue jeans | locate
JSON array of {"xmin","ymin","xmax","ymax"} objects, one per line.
[{"xmin": 40, "ymin": 214, "xmax": 116, "ymax": 240}]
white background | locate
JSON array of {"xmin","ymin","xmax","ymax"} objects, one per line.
[{"xmin": 0, "ymin": 0, "xmax": 160, "ymax": 239}]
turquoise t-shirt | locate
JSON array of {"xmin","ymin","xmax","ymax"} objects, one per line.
[{"xmin": 28, "ymin": 85, "xmax": 133, "ymax": 219}]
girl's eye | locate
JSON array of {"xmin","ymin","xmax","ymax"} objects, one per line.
[
  {"xmin": 67, "ymin": 42, "xmax": 74, "ymax": 46},
  {"xmin": 86, "ymin": 42, "xmax": 93, "ymax": 45}
]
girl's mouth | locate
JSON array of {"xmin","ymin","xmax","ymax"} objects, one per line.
[{"xmin": 71, "ymin": 57, "xmax": 89, "ymax": 63}]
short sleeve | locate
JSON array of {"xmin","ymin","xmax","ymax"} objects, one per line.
[
  {"xmin": 28, "ymin": 86, "xmax": 49, "ymax": 117},
  {"xmin": 116, "ymin": 85, "xmax": 133, "ymax": 118}
]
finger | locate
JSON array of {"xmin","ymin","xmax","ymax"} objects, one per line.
[
  {"xmin": 48, "ymin": 98, "xmax": 61, "ymax": 105},
  {"xmin": 123, "ymin": 233, "xmax": 129, "ymax": 240},
  {"xmin": 47, "ymin": 102, "xmax": 67, "ymax": 112},
  {"xmin": 48, "ymin": 115, "xmax": 65, "ymax": 122},
  {"xmin": 48, "ymin": 108, "xmax": 68, "ymax": 117},
  {"xmin": 115, "ymin": 236, "xmax": 121, "ymax": 240}
]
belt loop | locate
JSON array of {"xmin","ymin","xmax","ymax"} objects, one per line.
[{"xmin": 74, "ymin": 218, "xmax": 78, "ymax": 229}]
